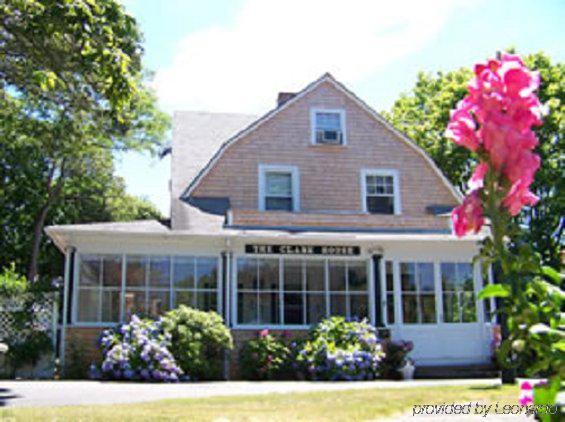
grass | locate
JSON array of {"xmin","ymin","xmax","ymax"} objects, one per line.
[{"xmin": 0, "ymin": 384, "xmax": 519, "ymax": 421}]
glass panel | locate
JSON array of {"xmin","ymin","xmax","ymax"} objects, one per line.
[
  {"xmin": 80, "ymin": 256, "xmax": 100, "ymax": 287},
  {"xmin": 102, "ymin": 255, "xmax": 122, "ymax": 287},
  {"xmin": 266, "ymin": 172, "xmax": 292, "ymax": 196},
  {"xmin": 461, "ymin": 292, "xmax": 477, "ymax": 322},
  {"xmin": 258, "ymin": 259, "xmax": 279, "ymax": 291},
  {"xmin": 148, "ymin": 290, "xmax": 170, "ymax": 318},
  {"xmin": 348, "ymin": 261, "xmax": 367, "ymax": 291},
  {"xmin": 238, "ymin": 293, "xmax": 258, "ymax": 324},
  {"xmin": 196, "ymin": 290, "xmax": 217, "ymax": 312},
  {"xmin": 350, "ymin": 294, "xmax": 368, "ymax": 320},
  {"xmin": 385, "ymin": 261, "xmax": 394, "ymax": 291},
  {"xmin": 316, "ymin": 112, "xmax": 341, "ymax": 131},
  {"xmin": 174, "ymin": 290, "xmax": 194, "ymax": 308},
  {"xmin": 258, "ymin": 293, "xmax": 280, "ymax": 324},
  {"xmin": 306, "ymin": 293, "xmax": 326, "ymax": 324},
  {"xmin": 173, "ymin": 257, "xmax": 195, "ymax": 289},
  {"xmin": 420, "ymin": 294, "xmax": 436, "ymax": 323},
  {"xmin": 196, "ymin": 257, "xmax": 217, "ymax": 289},
  {"xmin": 443, "ymin": 292, "xmax": 458, "ymax": 323},
  {"xmin": 101, "ymin": 289, "xmax": 120, "ymax": 322},
  {"xmin": 126, "ymin": 256, "xmax": 146, "ymax": 287},
  {"xmin": 402, "ymin": 294, "xmax": 418, "ymax": 323},
  {"xmin": 265, "ymin": 197, "xmax": 292, "ymax": 211},
  {"xmin": 78, "ymin": 289, "xmax": 99, "ymax": 322},
  {"xmin": 329, "ymin": 261, "xmax": 346, "ymax": 291},
  {"xmin": 149, "ymin": 256, "xmax": 170, "ymax": 288},
  {"xmin": 418, "ymin": 263, "xmax": 435, "ymax": 292},
  {"xmin": 367, "ymin": 195, "xmax": 394, "ymax": 214},
  {"xmin": 283, "ymin": 259, "xmax": 303, "ymax": 291},
  {"xmin": 124, "ymin": 290, "xmax": 146, "ymax": 317},
  {"xmin": 441, "ymin": 263, "xmax": 457, "ymax": 291},
  {"xmin": 237, "ymin": 258, "xmax": 257, "ymax": 290},
  {"xmin": 283, "ymin": 293, "xmax": 303, "ymax": 325},
  {"xmin": 386, "ymin": 292, "xmax": 395, "ymax": 324},
  {"xmin": 330, "ymin": 294, "xmax": 346, "ymax": 317},
  {"xmin": 459, "ymin": 264, "xmax": 474, "ymax": 292},
  {"xmin": 305, "ymin": 260, "xmax": 325, "ymax": 291},
  {"xmin": 400, "ymin": 263, "xmax": 416, "ymax": 291}
]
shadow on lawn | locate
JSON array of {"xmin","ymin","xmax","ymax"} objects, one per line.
[{"xmin": 0, "ymin": 387, "xmax": 20, "ymax": 407}]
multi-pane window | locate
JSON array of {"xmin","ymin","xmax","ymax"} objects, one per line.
[
  {"xmin": 259, "ymin": 165, "xmax": 299, "ymax": 212},
  {"xmin": 76, "ymin": 254, "xmax": 219, "ymax": 323},
  {"xmin": 313, "ymin": 110, "xmax": 345, "ymax": 145},
  {"xmin": 400, "ymin": 262, "xmax": 436, "ymax": 324},
  {"xmin": 441, "ymin": 263, "xmax": 476, "ymax": 323},
  {"xmin": 364, "ymin": 173, "xmax": 397, "ymax": 214},
  {"xmin": 236, "ymin": 257, "xmax": 368, "ymax": 326},
  {"xmin": 385, "ymin": 261, "xmax": 395, "ymax": 324}
]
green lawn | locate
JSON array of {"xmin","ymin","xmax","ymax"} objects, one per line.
[{"xmin": 1, "ymin": 384, "xmax": 519, "ymax": 421}]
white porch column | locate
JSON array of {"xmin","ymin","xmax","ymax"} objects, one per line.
[{"xmin": 59, "ymin": 248, "xmax": 72, "ymax": 372}]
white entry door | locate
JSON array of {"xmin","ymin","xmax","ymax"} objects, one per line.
[{"xmin": 383, "ymin": 260, "xmax": 492, "ymax": 366}]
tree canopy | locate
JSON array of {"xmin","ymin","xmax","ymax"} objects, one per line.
[
  {"xmin": 0, "ymin": 0, "xmax": 169, "ymax": 280},
  {"xmin": 384, "ymin": 51, "xmax": 564, "ymax": 267}
]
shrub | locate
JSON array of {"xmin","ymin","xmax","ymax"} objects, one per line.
[
  {"xmin": 295, "ymin": 317, "xmax": 384, "ymax": 381},
  {"xmin": 379, "ymin": 340, "xmax": 414, "ymax": 379},
  {"xmin": 239, "ymin": 329, "xmax": 292, "ymax": 380},
  {"xmin": 97, "ymin": 315, "xmax": 182, "ymax": 382},
  {"xmin": 0, "ymin": 263, "xmax": 28, "ymax": 297},
  {"xmin": 161, "ymin": 306, "xmax": 233, "ymax": 380}
]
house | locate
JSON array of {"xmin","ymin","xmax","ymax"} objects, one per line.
[{"xmin": 46, "ymin": 73, "xmax": 495, "ymax": 376}]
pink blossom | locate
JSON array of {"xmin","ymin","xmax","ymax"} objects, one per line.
[
  {"xmin": 520, "ymin": 381, "xmax": 533, "ymax": 390},
  {"xmin": 519, "ymin": 395, "xmax": 533, "ymax": 406},
  {"xmin": 259, "ymin": 329, "xmax": 269, "ymax": 338},
  {"xmin": 468, "ymin": 162, "xmax": 489, "ymax": 191},
  {"xmin": 445, "ymin": 102, "xmax": 480, "ymax": 151},
  {"xmin": 452, "ymin": 191, "xmax": 485, "ymax": 237},
  {"xmin": 502, "ymin": 181, "xmax": 539, "ymax": 216}
]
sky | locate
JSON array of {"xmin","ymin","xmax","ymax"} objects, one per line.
[{"xmin": 116, "ymin": 0, "xmax": 565, "ymax": 216}]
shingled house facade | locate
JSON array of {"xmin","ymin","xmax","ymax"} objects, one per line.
[{"xmin": 46, "ymin": 74, "xmax": 495, "ymax": 375}]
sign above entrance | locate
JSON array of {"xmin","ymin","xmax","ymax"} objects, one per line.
[{"xmin": 245, "ymin": 244, "xmax": 361, "ymax": 256}]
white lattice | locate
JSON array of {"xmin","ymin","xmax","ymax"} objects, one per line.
[{"xmin": 0, "ymin": 293, "xmax": 58, "ymax": 345}]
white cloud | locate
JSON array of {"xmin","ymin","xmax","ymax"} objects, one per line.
[{"xmin": 154, "ymin": 0, "xmax": 467, "ymax": 114}]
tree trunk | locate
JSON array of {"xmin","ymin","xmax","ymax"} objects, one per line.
[{"xmin": 27, "ymin": 168, "xmax": 65, "ymax": 282}]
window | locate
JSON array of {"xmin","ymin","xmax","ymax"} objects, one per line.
[
  {"xmin": 362, "ymin": 170, "xmax": 400, "ymax": 215},
  {"xmin": 76, "ymin": 254, "xmax": 219, "ymax": 323},
  {"xmin": 236, "ymin": 257, "xmax": 368, "ymax": 327},
  {"xmin": 311, "ymin": 109, "xmax": 346, "ymax": 145},
  {"xmin": 441, "ymin": 263, "xmax": 476, "ymax": 323},
  {"xmin": 258, "ymin": 165, "xmax": 299, "ymax": 212},
  {"xmin": 400, "ymin": 262, "xmax": 436, "ymax": 324},
  {"xmin": 385, "ymin": 261, "xmax": 395, "ymax": 324}
]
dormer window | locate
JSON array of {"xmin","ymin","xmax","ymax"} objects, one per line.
[
  {"xmin": 311, "ymin": 108, "xmax": 346, "ymax": 145},
  {"xmin": 259, "ymin": 165, "xmax": 300, "ymax": 212},
  {"xmin": 361, "ymin": 169, "xmax": 401, "ymax": 215}
]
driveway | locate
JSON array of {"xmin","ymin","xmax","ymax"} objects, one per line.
[{"xmin": 0, "ymin": 379, "xmax": 500, "ymax": 408}]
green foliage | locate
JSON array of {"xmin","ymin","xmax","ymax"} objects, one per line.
[
  {"xmin": 0, "ymin": 0, "xmax": 170, "ymax": 280},
  {"xmin": 5, "ymin": 329, "xmax": 53, "ymax": 376},
  {"xmin": 296, "ymin": 317, "xmax": 384, "ymax": 381},
  {"xmin": 239, "ymin": 330, "xmax": 293, "ymax": 380},
  {"xmin": 384, "ymin": 51, "xmax": 564, "ymax": 267},
  {"xmin": 0, "ymin": 263, "xmax": 29, "ymax": 297},
  {"xmin": 533, "ymin": 377, "xmax": 562, "ymax": 422},
  {"xmin": 161, "ymin": 306, "xmax": 233, "ymax": 380}
]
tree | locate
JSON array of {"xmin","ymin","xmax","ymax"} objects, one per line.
[
  {"xmin": 0, "ymin": 0, "xmax": 170, "ymax": 280},
  {"xmin": 384, "ymin": 51, "xmax": 564, "ymax": 267}
]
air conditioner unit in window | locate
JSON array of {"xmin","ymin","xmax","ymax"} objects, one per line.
[{"xmin": 316, "ymin": 129, "xmax": 343, "ymax": 145}]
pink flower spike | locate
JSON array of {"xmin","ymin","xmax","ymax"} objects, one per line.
[
  {"xmin": 520, "ymin": 381, "xmax": 533, "ymax": 390},
  {"xmin": 452, "ymin": 191, "xmax": 485, "ymax": 237},
  {"xmin": 519, "ymin": 396, "xmax": 533, "ymax": 406},
  {"xmin": 468, "ymin": 162, "xmax": 489, "ymax": 191}
]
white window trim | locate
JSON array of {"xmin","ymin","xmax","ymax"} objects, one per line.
[
  {"xmin": 310, "ymin": 108, "xmax": 347, "ymax": 146},
  {"xmin": 360, "ymin": 169, "xmax": 402, "ymax": 215},
  {"xmin": 258, "ymin": 164, "xmax": 300, "ymax": 212}
]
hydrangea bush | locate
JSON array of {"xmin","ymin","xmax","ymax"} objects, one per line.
[
  {"xmin": 295, "ymin": 317, "xmax": 384, "ymax": 381},
  {"xmin": 379, "ymin": 339, "xmax": 414, "ymax": 379},
  {"xmin": 94, "ymin": 315, "xmax": 183, "ymax": 382},
  {"xmin": 239, "ymin": 329, "xmax": 292, "ymax": 380}
]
